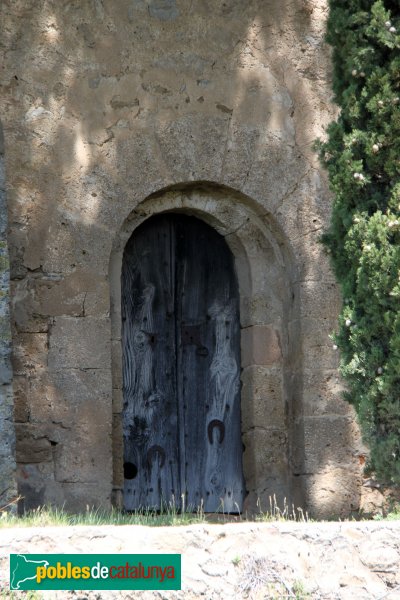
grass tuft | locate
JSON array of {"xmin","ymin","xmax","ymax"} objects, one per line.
[
  {"xmin": 372, "ymin": 501, "xmax": 400, "ymax": 521},
  {"xmin": 254, "ymin": 495, "xmax": 310, "ymax": 523},
  {"xmin": 0, "ymin": 499, "xmax": 206, "ymax": 529}
]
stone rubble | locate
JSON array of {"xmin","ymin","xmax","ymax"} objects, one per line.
[{"xmin": 1, "ymin": 521, "xmax": 400, "ymax": 599}]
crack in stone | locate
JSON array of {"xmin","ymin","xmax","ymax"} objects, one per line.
[
  {"xmin": 223, "ymin": 218, "xmax": 249, "ymax": 239},
  {"xmin": 81, "ymin": 291, "xmax": 87, "ymax": 317}
]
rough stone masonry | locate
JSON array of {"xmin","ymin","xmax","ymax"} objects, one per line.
[
  {"xmin": 2, "ymin": 521, "xmax": 400, "ymax": 599},
  {"xmin": 0, "ymin": 0, "xmax": 369, "ymax": 516}
]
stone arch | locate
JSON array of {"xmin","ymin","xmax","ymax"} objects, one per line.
[{"xmin": 109, "ymin": 183, "xmax": 301, "ymax": 512}]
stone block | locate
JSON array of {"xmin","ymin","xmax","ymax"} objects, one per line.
[
  {"xmin": 359, "ymin": 543, "xmax": 400, "ymax": 571},
  {"xmin": 40, "ymin": 216, "xmax": 114, "ymax": 278},
  {"xmin": 221, "ymin": 125, "xmax": 262, "ymax": 191},
  {"xmin": 0, "ymin": 410, "xmax": 16, "ymax": 461},
  {"xmin": 12, "ymin": 333, "xmax": 48, "ymax": 376},
  {"xmin": 0, "ymin": 356, "xmax": 12, "ymax": 385},
  {"xmin": 156, "ymin": 115, "xmax": 229, "ymax": 183},
  {"xmin": 84, "ymin": 286, "xmax": 110, "ymax": 318},
  {"xmin": 243, "ymin": 142, "xmax": 308, "ymax": 216},
  {"xmin": 227, "ymin": 220, "xmax": 287, "ymax": 326},
  {"xmin": 28, "ymin": 368, "xmax": 112, "ymax": 427},
  {"xmin": 17, "ymin": 464, "xmax": 46, "ymax": 512},
  {"xmin": 15, "ymin": 423, "xmax": 53, "ymax": 464},
  {"xmin": 302, "ymin": 344, "xmax": 340, "ymax": 371},
  {"xmin": 241, "ymin": 366, "xmax": 285, "ymax": 432},
  {"xmin": 34, "ymin": 271, "xmax": 110, "ymax": 318},
  {"xmin": 21, "ymin": 374, "xmax": 59, "ymax": 426},
  {"xmin": 297, "ymin": 281, "xmax": 342, "ymax": 320},
  {"xmin": 16, "ymin": 425, "xmax": 112, "ymax": 509},
  {"xmin": 60, "ymin": 482, "xmax": 112, "ymax": 512},
  {"xmin": 243, "ymin": 480, "xmax": 291, "ymax": 516},
  {"xmin": 17, "ymin": 463, "xmax": 64, "ymax": 512},
  {"xmin": 53, "ymin": 421, "xmax": 112, "ymax": 485},
  {"xmin": 48, "ymin": 317, "xmax": 111, "ymax": 370},
  {"xmin": 359, "ymin": 486, "xmax": 386, "ymax": 515},
  {"xmin": 14, "ymin": 372, "xmax": 111, "ymax": 502},
  {"xmin": 13, "ymin": 376, "xmax": 29, "ymax": 422},
  {"xmin": 289, "ymin": 315, "xmax": 341, "ymax": 370},
  {"xmin": 290, "ymin": 317, "xmax": 338, "ymax": 348},
  {"xmin": 292, "ymin": 416, "xmax": 363, "ymax": 474},
  {"xmin": 11, "ymin": 277, "xmax": 50, "ymax": 333},
  {"xmin": 242, "ymin": 427, "xmax": 288, "ymax": 490},
  {"xmin": 0, "ymin": 383, "xmax": 14, "ymax": 421},
  {"xmin": 291, "ymin": 237, "xmax": 337, "ymax": 283},
  {"xmin": 117, "ymin": 133, "xmax": 170, "ymax": 197},
  {"xmin": 0, "ymin": 431, "xmax": 13, "ymax": 471},
  {"xmin": 299, "ymin": 467, "xmax": 362, "ymax": 519},
  {"xmin": 34, "ymin": 278, "xmax": 84, "ymax": 318},
  {"xmin": 299, "ymin": 369, "xmax": 354, "ymax": 417},
  {"xmin": 241, "ymin": 325, "xmax": 282, "ymax": 368},
  {"xmin": 240, "ymin": 294, "xmax": 272, "ymax": 329}
]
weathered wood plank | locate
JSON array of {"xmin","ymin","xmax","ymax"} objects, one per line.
[
  {"xmin": 122, "ymin": 216, "xmax": 179, "ymax": 510},
  {"xmin": 175, "ymin": 216, "xmax": 244, "ymax": 512}
]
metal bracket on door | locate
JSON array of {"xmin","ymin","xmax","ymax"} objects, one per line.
[{"xmin": 181, "ymin": 324, "xmax": 209, "ymax": 356}]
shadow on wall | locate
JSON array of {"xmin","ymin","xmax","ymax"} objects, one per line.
[{"xmin": 0, "ymin": 0, "xmax": 363, "ymax": 516}]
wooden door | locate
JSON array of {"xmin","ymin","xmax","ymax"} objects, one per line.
[{"xmin": 122, "ymin": 214, "xmax": 244, "ymax": 512}]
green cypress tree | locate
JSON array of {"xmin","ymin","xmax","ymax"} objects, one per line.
[{"xmin": 317, "ymin": 0, "xmax": 400, "ymax": 482}]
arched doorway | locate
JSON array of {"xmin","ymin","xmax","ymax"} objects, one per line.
[{"xmin": 121, "ymin": 213, "xmax": 245, "ymax": 512}]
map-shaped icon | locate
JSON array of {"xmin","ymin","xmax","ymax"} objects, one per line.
[{"xmin": 10, "ymin": 554, "xmax": 49, "ymax": 590}]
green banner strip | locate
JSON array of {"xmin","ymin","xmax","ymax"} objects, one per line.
[{"xmin": 10, "ymin": 553, "xmax": 181, "ymax": 590}]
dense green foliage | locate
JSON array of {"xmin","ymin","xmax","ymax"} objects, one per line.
[{"xmin": 318, "ymin": 0, "xmax": 400, "ymax": 481}]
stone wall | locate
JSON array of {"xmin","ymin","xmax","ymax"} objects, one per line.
[
  {"xmin": 2, "ymin": 521, "xmax": 400, "ymax": 598},
  {"xmin": 0, "ymin": 123, "xmax": 17, "ymax": 511},
  {"xmin": 0, "ymin": 0, "xmax": 366, "ymax": 515}
]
